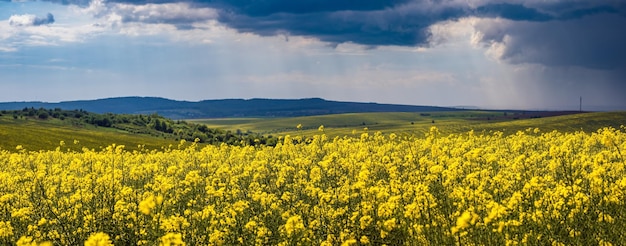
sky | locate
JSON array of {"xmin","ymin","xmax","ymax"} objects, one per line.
[{"xmin": 1, "ymin": 0, "xmax": 625, "ymax": 110}]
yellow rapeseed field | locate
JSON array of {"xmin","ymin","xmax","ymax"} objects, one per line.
[{"xmin": 1, "ymin": 126, "xmax": 625, "ymax": 245}]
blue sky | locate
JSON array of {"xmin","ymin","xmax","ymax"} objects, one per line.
[{"xmin": 1, "ymin": 0, "xmax": 625, "ymax": 110}]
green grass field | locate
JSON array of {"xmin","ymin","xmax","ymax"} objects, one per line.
[
  {"xmin": 0, "ymin": 116, "xmax": 179, "ymax": 152},
  {"xmin": 191, "ymin": 111, "xmax": 626, "ymax": 138},
  {"xmin": 2, "ymin": 111, "xmax": 625, "ymax": 151}
]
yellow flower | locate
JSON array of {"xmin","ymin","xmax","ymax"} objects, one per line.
[
  {"xmin": 139, "ymin": 195, "xmax": 159, "ymax": 215},
  {"xmin": 160, "ymin": 232, "xmax": 186, "ymax": 246},
  {"xmin": 451, "ymin": 211, "xmax": 472, "ymax": 234},
  {"xmin": 430, "ymin": 165, "xmax": 444, "ymax": 174},
  {"xmin": 160, "ymin": 215, "xmax": 191, "ymax": 232},
  {"xmin": 209, "ymin": 230, "xmax": 224, "ymax": 245},
  {"xmin": 284, "ymin": 215, "xmax": 305, "ymax": 236},
  {"xmin": 16, "ymin": 236, "xmax": 52, "ymax": 246},
  {"xmin": 38, "ymin": 218, "xmax": 47, "ymax": 226},
  {"xmin": 244, "ymin": 221, "xmax": 257, "ymax": 231},
  {"xmin": 383, "ymin": 218, "xmax": 397, "ymax": 231},
  {"xmin": 341, "ymin": 239, "xmax": 358, "ymax": 246},
  {"xmin": 0, "ymin": 221, "xmax": 13, "ymax": 238},
  {"xmin": 84, "ymin": 232, "xmax": 113, "ymax": 246},
  {"xmin": 360, "ymin": 236, "xmax": 370, "ymax": 244},
  {"xmin": 360, "ymin": 215, "xmax": 373, "ymax": 229},
  {"xmin": 3, "ymin": 124, "xmax": 626, "ymax": 245},
  {"xmin": 619, "ymin": 177, "xmax": 626, "ymax": 189}
]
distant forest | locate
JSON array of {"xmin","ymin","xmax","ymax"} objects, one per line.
[
  {"xmin": 0, "ymin": 97, "xmax": 459, "ymax": 119},
  {"xmin": 1, "ymin": 108, "xmax": 278, "ymax": 146}
]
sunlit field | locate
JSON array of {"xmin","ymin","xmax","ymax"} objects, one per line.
[
  {"xmin": 1, "ymin": 126, "xmax": 625, "ymax": 245},
  {"xmin": 191, "ymin": 111, "xmax": 626, "ymax": 138}
]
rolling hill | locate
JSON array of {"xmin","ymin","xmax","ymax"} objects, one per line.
[
  {"xmin": 192, "ymin": 111, "xmax": 626, "ymax": 138},
  {"xmin": 1, "ymin": 106, "xmax": 623, "ymax": 151},
  {"xmin": 0, "ymin": 108, "xmax": 276, "ymax": 151},
  {"xmin": 0, "ymin": 97, "xmax": 460, "ymax": 119}
]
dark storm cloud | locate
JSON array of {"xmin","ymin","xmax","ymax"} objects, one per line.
[
  {"xmin": 557, "ymin": 5, "xmax": 622, "ymax": 20},
  {"xmin": 216, "ymin": 4, "xmax": 466, "ymax": 46},
  {"xmin": 102, "ymin": 0, "xmax": 413, "ymax": 15},
  {"xmin": 473, "ymin": 3, "xmax": 553, "ymax": 21},
  {"xmin": 39, "ymin": 0, "xmax": 91, "ymax": 6},
  {"xmin": 36, "ymin": 0, "xmax": 626, "ymax": 71},
  {"xmin": 80, "ymin": 0, "xmax": 624, "ymax": 48},
  {"xmin": 474, "ymin": 12, "xmax": 626, "ymax": 70},
  {"xmin": 524, "ymin": 1, "xmax": 626, "ymax": 19}
]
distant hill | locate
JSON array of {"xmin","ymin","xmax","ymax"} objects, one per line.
[{"xmin": 0, "ymin": 97, "xmax": 460, "ymax": 119}]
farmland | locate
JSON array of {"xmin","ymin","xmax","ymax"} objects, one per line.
[
  {"xmin": 0, "ymin": 115, "xmax": 175, "ymax": 152},
  {"xmin": 0, "ymin": 109, "xmax": 275, "ymax": 152},
  {"xmin": 1, "ymin": 124, "xmax": 625, "ymax": 245},
  {"xmin": 0, "ymin": 109, "xmax": 625, "ymax": 245},
  {"xmin": 191, "ymin": 111, "xmax": 626, "ymax": 137}
]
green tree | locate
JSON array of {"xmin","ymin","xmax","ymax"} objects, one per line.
[{"xmin": 38, "ymin": 112, "xmax": 49, "ymax": 119}]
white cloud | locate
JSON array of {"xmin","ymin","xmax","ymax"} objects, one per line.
[
  {"xmin": 1, "ymin": 1, "xmax": 221, "ymax": 52},
  {"xmin": 80, "ymin": 0, "xmax": 217, "ymax": 27},
  {"xmin": 9, "ymin": 13, "xmax": 54, "ymax": 26},
  {"xmin": 117, "ymin": 3, "xmax": 217, "ymax": 24},
  {"xmin": 0, "ymin": 5, "xmax": 110, "ymax": 52},
  {"xmin": 67, "ymin": 0, "xmax": 249, "ymax": 47},
  {"xmin": 428, "ymin": 17, "xmax": 478, "ymax": 47},
  {"xmin": 0, "ymin": 46, "xmax": 18, "ymax": 52},
  {"xmin": 0, "ymin": 18, "xmax": 107, "ymax": 50},
  {"xmin": 8, "ymin": 14, "xmax": 38, "ymax": 26}
]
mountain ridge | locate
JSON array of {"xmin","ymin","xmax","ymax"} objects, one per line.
[{"xmin": 0, "ymin": 97, "xmax": 460, "ymax": 119}]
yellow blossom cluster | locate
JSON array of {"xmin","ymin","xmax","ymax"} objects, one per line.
[{"xmin": 0, "ymin": 127, "xmax": 625, "ymax": 245}]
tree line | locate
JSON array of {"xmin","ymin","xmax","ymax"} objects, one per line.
[{"xmin": 1, "ymin": 108, "xmax": 278, "ymax": 146}]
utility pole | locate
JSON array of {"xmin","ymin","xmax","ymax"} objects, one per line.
[{"xmin": 579, "ymin": 96, "xmax": 582, "ymax": 112}]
